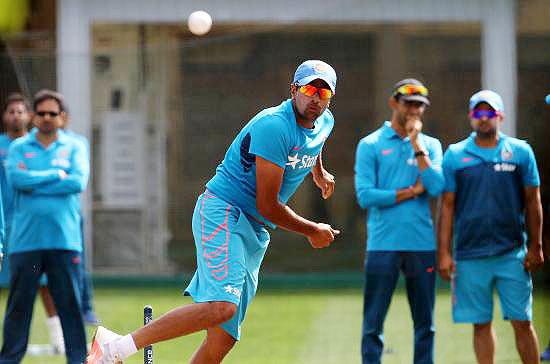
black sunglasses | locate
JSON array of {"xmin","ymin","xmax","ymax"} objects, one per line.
[{"xmin": 36, "ymin": 111, "xmax": 60, "ymax": 117}]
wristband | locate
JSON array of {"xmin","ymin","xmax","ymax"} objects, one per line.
[{"xmin": 414, "ymin": 150, "xmax": 426, "ymax": 157}]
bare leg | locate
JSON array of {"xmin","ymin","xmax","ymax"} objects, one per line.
[
  {"xmin": 511, "ymin": 320, "xmax": 540, "ymax": 364},
  {"xmin": 473, "ymin": 322, "xmax": 496, "ymax": 364},
  {"xmin": 190, "ymin": 327, "xmax": 236, "ymax": 364},
  {"xmin": 131, "ymin": 301, "xmax": 236, "ymax": 350},
  {"xmin": 39, "ymin": 286, "xmax": 57, "ymax": 317}
]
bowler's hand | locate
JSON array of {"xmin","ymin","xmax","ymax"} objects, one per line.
[
  {"xmin": 307, "ymin": 223, "xmax": 340, "ymax": 248},
  {"xmin": 312, "ymin": 168, "xmax": 335, "ymax": 199},
  {"xmin": 437, "ymin": 252, "xmax": 455, "ymax": 281},
  {"xmin": 524, "ymin": 245, "xmax": 544, "ymax": 272}
]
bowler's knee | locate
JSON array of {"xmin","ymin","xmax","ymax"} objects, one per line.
[{"xmin": 207, "ymin": 301, "xmax": 237, "ymax": 325}]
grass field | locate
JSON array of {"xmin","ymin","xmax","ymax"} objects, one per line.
[{"xmin": 0, "ymin": 286, "xmax": 548, "ymax": 363}]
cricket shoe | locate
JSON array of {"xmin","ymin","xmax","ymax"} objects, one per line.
[{"xmin": 86, "ymin": 326, "xmax": 123, "ymax": 364}]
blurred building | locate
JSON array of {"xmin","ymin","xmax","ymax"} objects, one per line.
[{"xmin": 0, "ymin": 0, "xmax": 549, "ymax": 276}]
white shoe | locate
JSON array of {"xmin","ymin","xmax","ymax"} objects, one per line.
[{"xmin": 86, "ymin": 326, "xmax": 123, "ymax": 364}]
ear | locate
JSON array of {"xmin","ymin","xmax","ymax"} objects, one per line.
[
  {"xmin": 290, "ymin": 84, "xmax": 298, "ymax": 98},
  {"xmin": 388, "ymin": 96, "xmax": 398, "ymax": 110}
]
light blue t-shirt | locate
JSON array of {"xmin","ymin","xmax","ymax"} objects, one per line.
[
  {"xmin": 354, "ymin": 121, "xmax": 444, "ymax": 251},
  {"xmin": 206, "ymin": 99, "xmax": 334, "ymax": 228},
  {"xmin": 7, "ymin": 129, "xmax": 89, "ymax": 254}
]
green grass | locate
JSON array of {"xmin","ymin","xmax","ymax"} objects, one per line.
[{"xmin": 0, "ymin": 287, "xmax": 548, "ymax": 363}]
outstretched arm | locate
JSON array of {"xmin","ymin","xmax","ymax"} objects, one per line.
[{"xmin": 256, "ymin": 156, "xmax": 339, "ymax": 248}]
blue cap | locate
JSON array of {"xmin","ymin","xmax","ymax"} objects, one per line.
[
  {"xmin": 293, "ymin": 60, "xmax": 337, "ymax": 93},
  {"xmin": 469, "ymin": 90, "xmax": 504, "ymax": 112}
]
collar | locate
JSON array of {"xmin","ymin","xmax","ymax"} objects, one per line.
[
  {"xmin": 381, "ymin": 121, "xmax": 401, "ymax": 139},
  {"xmin": 29, "ymin": 128, "xmax": 69, "ymax": 147}
]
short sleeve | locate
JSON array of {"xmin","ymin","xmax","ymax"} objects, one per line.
[
  {"xmin": 442, "ymin": 149, "xmax": 456, "ymax": 192},
  {"xmin": 248, "ymin": 116, "xmax": 291, "ymax": 169},
  {"xmin": 520, "ymin": 143, "xmax": 540, "ymax": 187}
]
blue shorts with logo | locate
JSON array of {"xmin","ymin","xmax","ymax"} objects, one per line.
[
  {"xmin": 184, "ymin": 190, "xmax": 270, "ymax": 340},
  {"xmin": 452, "ymin": 246, "xmax": 532, "ymax": 323}
]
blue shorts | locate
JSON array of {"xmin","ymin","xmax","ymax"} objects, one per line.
[
  {"xmin": 184, "ymin": 191, "xmax": 270, "ymax": 340},
  {"xmin": 452, "ymin": 246, "xmax": 532, "ymax": 323}
]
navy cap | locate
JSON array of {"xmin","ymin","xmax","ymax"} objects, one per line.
[
  {"xmin": 293, "ymin": 60, "xmax": 337, "ymax": 93},
  {"xmin": 469, "ymin": 90, "xmax": 504, "ymax": 112}
]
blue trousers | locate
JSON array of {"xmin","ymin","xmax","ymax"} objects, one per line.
[
  {"xmin": 0, "ymin": 250, "xmax": 87, "ymax": 364},
  {"xmin": 361, "ymin": 251, "xmax": 435, "ymax": 364}
]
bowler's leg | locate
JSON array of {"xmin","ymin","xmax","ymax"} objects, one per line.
[
  {"xmin": 131, "ymin": 301, "xmax": 237, "ymax": 349},
  {"xmin": 190, "ymin": 326, "xmax": 237, "ymax": 364},
  {"xmin": 510, "ymin": 320, "xmax": 540, "ymax": 364}
]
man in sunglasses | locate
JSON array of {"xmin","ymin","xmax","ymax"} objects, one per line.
[
  {"xmin": 0, "ymin": 90, "xmax": 89, "ymax": 364},
  {"xmin": 354, "ymin": 79, "xmax": 444, "ymax": 364},
  {"xmin": 87, "ymin": 60, "xmax": 339, "ymax": 364},
  {"xmin": 0, "ymin": 93, "xmax": 70, "ymax": 356},
  {"xmin": 438, "ymin": 90, "xmax": 544, "ymax": 363}
]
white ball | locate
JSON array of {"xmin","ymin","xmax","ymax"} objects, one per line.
[{"xmin": 188, "ymin": 10, "xmax": 212, "ymax": 36}]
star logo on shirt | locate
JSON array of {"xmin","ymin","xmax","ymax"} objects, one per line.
[
  {"xmin": 286, "ymin": 154, "xmax": 300, "ymax": 169},
  {"xmin": 224, "ymin": 285, "xmax": 241, "ymax": 298}
]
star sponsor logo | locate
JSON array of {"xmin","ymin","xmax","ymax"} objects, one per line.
[
  {"xmin": 494, "ymin": 163, "xmax": 516, "ymax": 172},
  {"xmin": 224, "ymin": 285, "xmax": 241, "ymax": 298},
  {"xmin": 286, "ymin": 153, "xmax": 317, "ymax": 170}
]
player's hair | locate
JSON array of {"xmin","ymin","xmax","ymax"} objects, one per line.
[
  {"xmin": 33, "ymin": 89, "xmax": 65, "ymax": 112},
  {"xmin": 2, "ymin": 92, "xmax": 31, "ymax": 113}
]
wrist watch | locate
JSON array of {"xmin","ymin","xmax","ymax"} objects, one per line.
[{"xmin": 414, "ymin": 150, "xmax": 427, "ymax": 157}]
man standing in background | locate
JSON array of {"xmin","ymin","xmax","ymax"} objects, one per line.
[
  {"xmin": 438, "ymin": 90, "xmax": 544, "ymax": 364},
  {"xmin": 354, "ymin": 79, "xmax": 444, "ymax": 364},
  {"xmin": 0, "ymin": 92, "xmax": 65, "ymax": 354},
  {"xmin": 0, "ymin": 89, "xmax": 89, "ymax": 364}
]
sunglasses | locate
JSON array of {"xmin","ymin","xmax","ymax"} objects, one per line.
[
  {"xmin": 394, "ymin": 84, "xmax": 429, "ymax": 97},
  {"xmin": 36, "ymin": 111, "xmax": 60, "ymax": 117},
  {"xmin": 298, "ymin": 84, "xmax": 333, "ymax": 100},
  {"xmin": 469, "ymin": 109, "xmax": 500, "ymax": 119}
]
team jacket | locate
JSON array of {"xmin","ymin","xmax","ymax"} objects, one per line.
[
  {"xmin": 355, "ymin": 121, "xmax": 444, "ymax": 251},
  {"xmin": 442, "ymin": 132, "xmax": 540, "ymax": 260},
  {"xmin": 6, "ymin": 129, "xmax": 89, "ymax": 254}
]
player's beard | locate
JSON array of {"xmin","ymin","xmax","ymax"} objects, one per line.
[{"xmin": 475, "ymin": 125, "xmax": 497, "ymax": 140}]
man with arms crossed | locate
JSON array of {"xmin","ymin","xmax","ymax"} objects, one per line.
[
  {"xmin": 354, "ymin": 79, "xmax": 444, "ymax": 364},
  {"xmin": 438, "ymin": 90, "xmax": 544, "ymax": 364},
  {"xmin": 0, "ymin": 90, "xmax": 89, "ymax": 363},
  {"xmin": 88, "ymin": 60, "xmax": 339, "ymax": 364}
]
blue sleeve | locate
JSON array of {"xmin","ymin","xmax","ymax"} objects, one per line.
[
  {"xmin": 6, "ymin": 145, "xmax": 60, "ymax": 191},
  {"xmin": 419, "ymin": 138, "xmax": 444, "ymax": 197},
  {"xmin": 31, "ymin": 141, "xmax": 90, "ymax": 195},
  {"xmin": 442, "ymin": 149, "xmax": 456, "ymax": 192},
  {"xmin": 0, "ymin": 191, "xmax": 4, "ymax": 251},
  {"xmin": 520, "ymin": 143, "xmax": 540, "ymax": 187},
  {"xmin": 248, "ymin": 116, "xmax": 290, "ymax": 169},
  {"xmin": 354, "ymin": 140, "xmax": 396, "ymax": 209}
]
